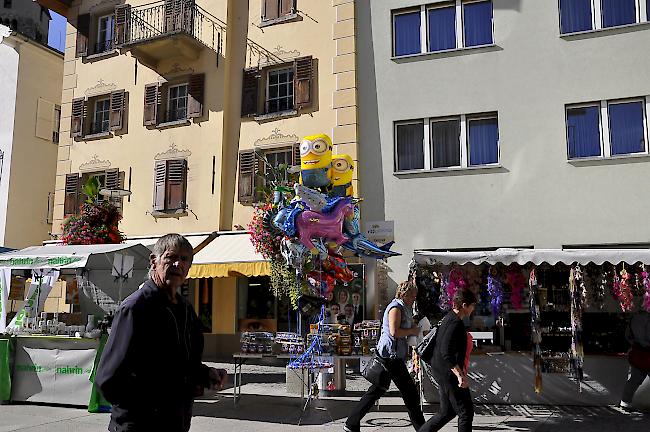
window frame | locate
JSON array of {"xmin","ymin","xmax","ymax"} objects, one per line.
[
  {"xmin": 565, "ymin": 102, "xmax": 604, "ymax": 159},
  {"xmin": 167, "ymin": 83, "xmax": 189, "ymax": 122},
  {"xmin": 430, "ymin": 115, "xmax": 462, "ymax": 169},
  {"xmin": 559, "ymin": 0, "xmax": 648, "ymax": 34},
  {"xmin": 392, "ymin": 7, "xmax": 422, "ymax": 57},
  {"xmin": 465, "ymin": 113, "xmax": 500, "ymax": 167},
  {"xmin": 265, "ymin": 67, "xmax": 294, "ymax": 114},
  {"xmin": 3, "ymin": 0, "xmax": 11, "ymax": 9},
  {"xmin": 53, "ymin": 105, "xmax": 61, "ymax": 144},
  {"xmin": 426, "ymin": 2, "xmax": 458, "ymax": 52},
  {"xmin": 607, "ymin": 97, "xmax": 648, "ymax": 156},
  {"xmin": 96, "ymin": 13, "xmax": 115, "ymax": 54},
  {"xmin": 394, "ymin": 120, "xmax": 426, "ymax": 172},
  {"xmin": 92, "ymin": 97, "xmax": 111, "ymax": 134},
  {"xmin": 461, "ymin": 0, "xmax": 494, "ymax": 48}
]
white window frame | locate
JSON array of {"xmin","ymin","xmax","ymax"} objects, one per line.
[
  {"xmin": 394, "ymin": 120, "xmax": 426, "ymax": 172},
  {"xmin": 559, "ymin": 0, "xmax": 647, "ymax": 34},
  {"xmin": 565, "ymin": 102, "xmax": 604, "ymax": 159},
  {"xmin": 167, "ymin": 83, "xmax": 188, "ymax": 121},
  {"xmin": 97, "ymin": 14, "xmax": 115, "ymax": 51},
  {"xmin": 392, "ymin": 7, "xmax": 422, "ymax": 56},
  {"xmin": 465, "ymin": 113, "xmax": 500, "ymax": 167},
  {"xmin": 461, "ymin": 0, "xmax": 495, "ymax": 48},
  {"xmin": 261, "ymin": 147, "xmax": 293, "ymax": 182},
  {"xmin": 93, "ymin": 98, "xmax": 110, "ymax": 133},
  {"xmin": 425, "ymin": 2, "xmax": 459, "ymax": 52},
  {"xmin": 430, "ymin": 115, "xmax": 462, "ymax": 168},
  {"xmin": 266, "ymin": 67, "xmax": 294, "ymax": 114},
  {"xmin": 606, "ymin": 97, "xmax": 648, "ymax": 156}
]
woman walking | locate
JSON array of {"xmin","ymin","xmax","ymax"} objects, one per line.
[
  {"xmin": 420, "ymin": 289, "xmax": 477, "ymax": 432},
  {"xmin": 344, "ymin": 281, "xmax": 425, "ymax": 432}
]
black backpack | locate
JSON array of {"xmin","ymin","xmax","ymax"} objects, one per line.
[{"xmin": 415, "ymin": 321, "xmax": 441, "ymax": 364}]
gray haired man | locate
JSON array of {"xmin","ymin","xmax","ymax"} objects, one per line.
[{"xmin": 96, "ymin": 234, "xmax": 227, "ymax": 432}]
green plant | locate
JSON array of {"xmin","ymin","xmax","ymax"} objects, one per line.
[{"xmin": 82, "ymin": 176, "xmax": 101, "ymax": 204}]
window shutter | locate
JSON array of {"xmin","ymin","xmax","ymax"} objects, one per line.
[
  {"xmin": 187, "ymin": 73, "xmax": 205, "ymax": 119},
  {"xmin": 294, "ymin": 56, "xmax": 313, "ymax": 109},
  {"xmin": 166, "ymin": 159, "xmax": 188, "ymax": 210},
  {"xmin": 153, "ymin": 161, "xmax": 167, "ymax": 211},
  {"xmin": 292, "ymin": 142, "xmax": 301, "ymax": 166},
  {"xmin": 104, "ymin": 168, "xmax": 119, "ymax": 191},
  {"xmin": 64, "ymin": 174, "xmax": 80, "ymax": 216},
  {"xmin": 109, "ymin": 90, "xmax": 125, "ymax": 131},
  {"xmin": 262, "ymin": 0, "xmax": 279, "ymax": 21},
  {"xmin": 238, "ymin": 150, "xmax": 258, "ymax": 204},
  {"xmin": 70, "ymin": 98, "xmax": 86, "ymax": 138},
  {"xmin": 75, "ymin": 14, "xmax": 90, "ymax": 58},
  {"xmin": 115, "ymin": 4, "xmax": 131, "ymax": 44},
  {"xmin": 143, "ymin": 83, "xmax": 160, "ymax": 126},
  {"xmin": 35, "ymin": 98, "xmax": 55, "ymax": 140},
  {"xmin": 241, "ymin": 68, "xmax": 259, "ymax": 117},
  {"xmin": 280, "ymin": 0, "xmax": 295, "ymax": 16}
]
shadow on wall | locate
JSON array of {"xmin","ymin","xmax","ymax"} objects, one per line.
[{"xmin": 495, "ymin": 0, "xmax": 522, "ymax": 11}]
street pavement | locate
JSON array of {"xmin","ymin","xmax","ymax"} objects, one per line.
[{"xmin": 1, "ymin": 360, "xmax": 648, "ymax": 431}]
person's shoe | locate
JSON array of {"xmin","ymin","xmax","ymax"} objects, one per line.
[
  {"xmin": 619, "ymin": 401, "xmax": 641, "ymax": 413},
  {"xmin": 343, "ymin": 424, "xmax": 360, "ymax": 432}
]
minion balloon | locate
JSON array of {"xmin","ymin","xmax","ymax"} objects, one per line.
[
  {"xmin": 330, "ymin": 154, "xmax": 354, "ymax": 198},
  {"xmin": 299, "ymin": 134, "xmax": 333, "ymax": 190}
]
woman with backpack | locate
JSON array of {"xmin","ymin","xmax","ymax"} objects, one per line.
[
  {"xmin": 344, "ymin": 280, "xmax": 426, "ymax": 432},
  {"xmin": 420, "ymin": 289, "xmax": 477, "ymax": 432}
]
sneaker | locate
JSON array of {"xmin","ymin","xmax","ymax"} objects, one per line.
[{"xmin": 343, "ymin": 424, "xmax": 360, "ymax": 432}]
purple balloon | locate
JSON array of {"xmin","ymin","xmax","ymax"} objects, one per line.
[{"xmin": 295, "ymin": 200, "xmax": 354, "ymax": 255}]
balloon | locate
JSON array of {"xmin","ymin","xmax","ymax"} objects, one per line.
[{"xmin": 294, "ymin": 199, "xmax": 354, "ymax": 255}]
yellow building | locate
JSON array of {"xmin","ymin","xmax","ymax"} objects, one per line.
[
  {"xmin": 0, "ymin": 24, "xmax": 63, "ymax": 249},
  {"xmin": 42, "ymin": 0, "xmax": 359, "ymax": 356}
]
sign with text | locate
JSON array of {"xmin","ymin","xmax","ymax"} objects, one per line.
[{"xmin": 364, "ymin": 221, "xmax": 394, "ymax": 245}]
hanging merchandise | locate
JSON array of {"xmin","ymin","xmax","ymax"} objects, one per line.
[
  {"xmin": 568, "ymin": 266, "xmax": 584, "ymax": 391},
  {"xmin": 438, "ymin": 274, "xmax": 451, "ymax": 312},
  {"xmin": 529, "ymin": 268, "xmax": 543, "ymax": 394},
  {"xmin": 574, "ymin": 265, "xmax": 588, "ymax": 309},
  {"xmin": 487, "ymin": 268, "xmax": 503, "ymax": 317},
  {"xmin": 506, "ymin": 266, "xmax": 526, "ymax": 310},
  {"xmin": 641, "ymin": 266, "xmax": 650, "ymax": 312},
  {"xmin": 615, "ymin": 266, "xmax": 634, "ymax": 312},
  {"xmin": 447, "ymin": 268, "xmax": 466, "ymax": 304}
]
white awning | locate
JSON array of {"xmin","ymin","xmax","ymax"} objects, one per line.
[
  {"xmin": 413, "ymin": 248, "xmax": 650, "ymax": 266},
  {"xmin": 122, "ymin": 233, "xmax": 210, "ymax": 251},
  {"xmin": 188, "ymin": 232, "xmax": 269, "ymax": 278},
  {"xmin": 0, "ymin": 243, "xmax": 151, "ymax": 270}
]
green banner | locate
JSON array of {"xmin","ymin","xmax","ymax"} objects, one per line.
[
  {"xmin": 0, "ymin": 338, "xmax": 15, "ymax": 402},
  {"xmin": 88, "ymin": 334, "xmax": 111, "ymax": 413},
  {"xmin": 0, "ymin": 256, "xmax": 83, "ymax": 269}
]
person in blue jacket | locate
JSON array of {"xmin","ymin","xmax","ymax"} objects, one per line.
[{"xmin": 96, "ymin": 234, "xmax": 227, "ymax": 432}]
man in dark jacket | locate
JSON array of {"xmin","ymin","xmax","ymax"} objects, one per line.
[
  {"xmin": 620, "ymin": 310, "xmax": 650, "ymax": 411},
  {"xmin": 96, "ymin": 234, "xmax": 227, "ymax": 432}
]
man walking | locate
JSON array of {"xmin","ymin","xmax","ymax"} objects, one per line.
[{"xmin": 620, "ymin": 310, "xmax": 650, "ymax": 412}]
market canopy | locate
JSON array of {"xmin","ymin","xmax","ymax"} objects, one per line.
[
  {"xmin": 188, "ymin": 231, "xmax": 269, "ymax": 278},
  {"xmin": 122, "ymin": 233, "xmax": 211, "ymax": 251},
  {"xmin": 0, "ymin": 243, "xmax": 151, "ymax": 270},
  {"xmin": 413, "ymin": 248, "xmax": 650, "ymax": 266}
]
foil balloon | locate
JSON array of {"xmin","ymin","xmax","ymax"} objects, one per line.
[{"xmin": 294, "ymin": 199, "xmax": 355, "ymax": 255}]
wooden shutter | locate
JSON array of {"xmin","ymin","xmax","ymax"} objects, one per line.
[
  {"xmin": 70, "ymin": 98, "xmax": 86, "ymax": 138},
  {"xmin": 64, "ymin": 174, "xmax": 80, "ymax": 216},
  {"xmin": 143, "ymin": 83, "xmax": 160, "ymax": 126},
  {"xmin": 292, "ymin": 142, "xmax": 301, "ymax": 166},
  {"xmin": 241, "ymin": 68, "xmax": 259, "ymax": 117},
  {"xmin": 280, "ymin": 0, "xmax": 295, "ymax": 16},
  {"xmin": 294, "ymin": 56, "xmax": 313, "ymax": 109},
  {"xmin": 75, "ymin": 14, "xmax": 90, "ymax": 58},
  {"xmin": 109, "ymin": 90, "xmax": 125, "ymax": 131},
  {"xmin": 104, "ymin": 168, "xmax": 119, "ymax": 190},
  {"xmin": 262, "ymin": 0, "xmax": 279, "ymax": 21},
  {"xmin": 153, "ymin": 161, "xmax": 167, "ymax": 211},
  {"xmin": 187, "ymin": 73, "xmax": 205, "ymax": 119},
  {"xmin": 166, "ymin": 159, "xmax": 187, "ymax": 210},
  {"xmin": 115, "ymin": 4, "xmax": 131, "ymax": 44},
  {"xmin": 238, "ymin": 150, "xmax": 257, "ymax": 204}
]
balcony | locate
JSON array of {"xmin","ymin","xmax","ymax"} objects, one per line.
[{"xmin": 115, "ymin": 0, "xmax": 225, "ymax": 68}]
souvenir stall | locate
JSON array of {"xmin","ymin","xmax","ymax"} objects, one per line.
[
  {"xmin": 411, "ymin": 248, "xmax": 650, "ymax": 408},
  {"xmin": 0, "ymin": 243, "xmax": 150, "ymax": 408}
]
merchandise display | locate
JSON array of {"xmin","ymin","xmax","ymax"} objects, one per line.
[{"xmin": 240, "ymin": 332, "xmax": 274, "ymax": 354}]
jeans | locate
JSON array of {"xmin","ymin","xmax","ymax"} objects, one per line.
[
  {"xmin": 621, "ymin": 364, "xmax": 649, "ymax": 405},
  {"xmin": 346, "ymin": 358, "xmax": 425, "ymax": 431},
  {"xmin": 419, "ymin": 378, "xmax": 474, "ymax": 432}
]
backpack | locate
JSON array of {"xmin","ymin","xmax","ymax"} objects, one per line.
[{"xmin": 415, "ymin": 321, "xmax": 441, "ymax": 364}]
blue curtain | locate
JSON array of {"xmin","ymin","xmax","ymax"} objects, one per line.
[
  {"xmin": 394, "ymin": 12, "xmax": 421, "ymax": 56},
  {"xmin": 560, "ymin": 0, "xmax": 593, "ymax": 33},
  {"xmin": 428, "ymin": 6, "xmax": 456, "ymax": 51},
  {"xmin": 468, "ymin": 118, "xmax": 499, "ymax": 166},
  {"xmin": 432, "ymin": 120, "xmax": 461, "ymax": 168},
  {"xmin": 566, "ymin": 106, "xmax": 601, "ymax": 158},
  {"xmin": 648, "ymin": 0, "xmax": 650, "ymax": 22},
  {"xmin": 463, "ymin": 0, "xmax": 493, "ymax": 47},
  {"xmin": 609, "ymin": 101, "xmax": 645, "ymax": 155},
  {"xmin": 602, "ymin": 0, "xmax": 636, "ymax": 28},
  {"xmin": 396, "ymin": 123, "xmax": 424, "ymax": 170}
]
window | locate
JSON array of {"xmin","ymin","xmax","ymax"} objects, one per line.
[
  {"xmin": 96, "ymin": 14, "xmax": 115, "ymax": 54},
  {"xmin": 566, "ymin": 105, "xmax": 601, "ymax": 158},
  {"xmin": 393, "ymin": 1, "xmax": 494, "ymax": 57},
  {"xmin": 601, "ymin": 0, "xmax": 636, "ymax": 28},
  {"xmin": 261, "ymin": 0, "xmax": 296, "ymax": 24},
  {"xmin": 167, "ymin": 84, "xmax": 188, "ymax": 122},
  {"xmin": 237, "ymin": 145, "xmax": 300, "ymax": 204},
  {"xmin": 393, "ymin": 10, "xmax": 421, "ymax": 56},
  {"xmin": 559, "ymin": 0, "xmax": 647, "ymax": 33},
  {"xmin": 395, "ymin": 121, "xmax": 425, "ymax": 171},
  {"xmin": 153, "ymin": 159, "xmax": 188, "ymax": 214},
  {"xmin": 240, "ymin": 56, "xmax": 313, "ymax": 118},
  {"xmin": 53, "ymin": 105, "xmax": 61, "ymax": 144},
  {"xmin": 3, "ymin": 1, "xmax": 11, "ymax": 9},
  {"xmin": 566, "ymin": 98, "xmax": 649, "ymax": 159},
  {"xmin": 92, "ymin": 98, "xmax": 110, "ymax": 134},
  {"xmin": 64, "ymin": 169, "xmax": 123, "ymax": 216},
  {"xmin": 143, "ymin": 75, "xmax": 204, "ymax": 126},
  {"xmin": 559, "ymin": 0, "xmax": 593, "ymax": 33},
  {"xmin": 431, "ymin": 119, "xmax": 461, "ymax": 168},
  {"xmin": 467, "ymin": 116, "xmax": 499, "ymax": 166},
  {"xmin": 428, "ymin": 4, "xmax": 456, "ymax": 52},
  {"xmin": 266, "ymin": 68, "xmax": 294, "ymax": 114}
]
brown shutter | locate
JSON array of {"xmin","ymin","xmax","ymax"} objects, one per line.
[
  {"xmin": 294, "ymin": 56, "xmax": 313, "ymax": 109},
  {"xmin": 70, "ymin": 98, "xmax": 86, "ymax": 138},
  {"xmin": 292, "ymin": 142, "xmax": 301, "ymax": 166},
  {"xmin": 238, "ymin": 150, "xmax": 257, "ymax": 204},
  {"xmin": 262, "ymin": 0, "xmax": 279, "ymax": 21},
  {"xmin": 143, "ymin": 83, "xmax": 160, "ymax": 126},
  {"xmin": 153, "ymin": 161, "xmax": 167, "ymax": 211},
  {"xmin": 166, "ymin": 159, "xmax": 187, "ymax": 210},
  {"xmin": 75, "ymin": 14, "xmax": 90, "ymax": 58},
  {"xmin": 64, "ymin": 174, "xmax": 80, "ymax": 216},
  {"xmin": 115, "ymin": 4, "xmax": 131, "ymax": 45},
  {"xmin": 280, "ymin": 0, "xmax": 295, "ymax": 16},
  {"xmin": 187, "ymin": 73, "xmax": 205, "ymax": 119},
  {"xmin": 109, "ymin": 90, "xmax": 125, "ymax": 131},
  {"xmin": 241, "ymin": 68, "xmax": 259, "ymax": 117},
  {"xmin": 104, "ymin": 168, "xmax": 120, "ymax": 190}
]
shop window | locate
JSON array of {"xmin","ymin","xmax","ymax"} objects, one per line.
[
  {"xmin": 608, "ymin": 100, "xmax": 646, "ymax": 155},
  {"xmin": 559, "ymin": 0, "xmax": 593, "ymax": 33},
  {"xmin": 431, "ymin": 118, "xmax": 461, "ymax": 168},
  {"xmin": 64, "ymin": 169, "xmax": 124, "ymax": 217},
  {"xmin": 393, "ymin": 9, "xmax": 421, "ymax": 56},
  {"xmin": 70, "ymin": 90, "xmax": 126, "ymax": 139},
  {"xmin": 463, "ymin": 0, "xmax": 493, "ymax": 47},
  {"xmin": 152, "ymin": 159, "xmax": 188, "ymax": 215},
  {"xmin": 240, "ymin": 56, "xmax": 313, "ymax": 119},
  {"xmin": 566, "ymin": 105, "xmax": 601, "ymax": 158},
  {"xmin": 395, "ymin": 121, "xmax": 425, "ymax": 171},
  {"xmin": 143, "ymin": 75, "xmax": 204, "ymax": 126},
  {"xmin": 467, "ymin": 115, "xmax": 499, "ymax": 166},
  {"xmin": 237, "ymin": 145, "xmax": 300, "ymax": 205},
  {"xmin": 428, "ymin": 3, "xmax": 456, "ymax": 52},
  {"xmin": 238, "ymin": 276, "xmax": 278, "ymax": 333},
  {"xmin": 261, "ymin": 0, "xmax": 297, "ymax": 26}
]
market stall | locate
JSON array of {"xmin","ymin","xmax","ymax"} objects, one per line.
[
  {"xmin": 0, "ymin": 243, "xmax": 150, "ymax": 408},
  {"xmin": 412, "ymin": 248, "xmax": 650, "ymax": 408}
]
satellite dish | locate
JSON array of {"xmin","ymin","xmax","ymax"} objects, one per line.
[{"xmin": 99, "ymin": 188, "xmax": 132, "ymax": 198}]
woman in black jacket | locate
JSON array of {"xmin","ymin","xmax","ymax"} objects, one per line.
[{"xmin": 420, "ymin": 289, "xmax": 477, "ymax": 432}]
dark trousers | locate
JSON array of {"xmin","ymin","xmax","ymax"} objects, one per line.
[
  {"xmin": 346, "ymin": 358, "xmax": 425, "ymax": 431},
  {"xmin": 419, "ymin": 379, "xmax": 474, "ymax": 432},
  {"xmin": 621, "ymin": 364, "xmax": 649, "ymax": 405}
]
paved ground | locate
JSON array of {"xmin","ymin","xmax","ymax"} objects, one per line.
[{"xmin": 1, "ymin": 360, "xmax": 648, "ymax": 431}]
